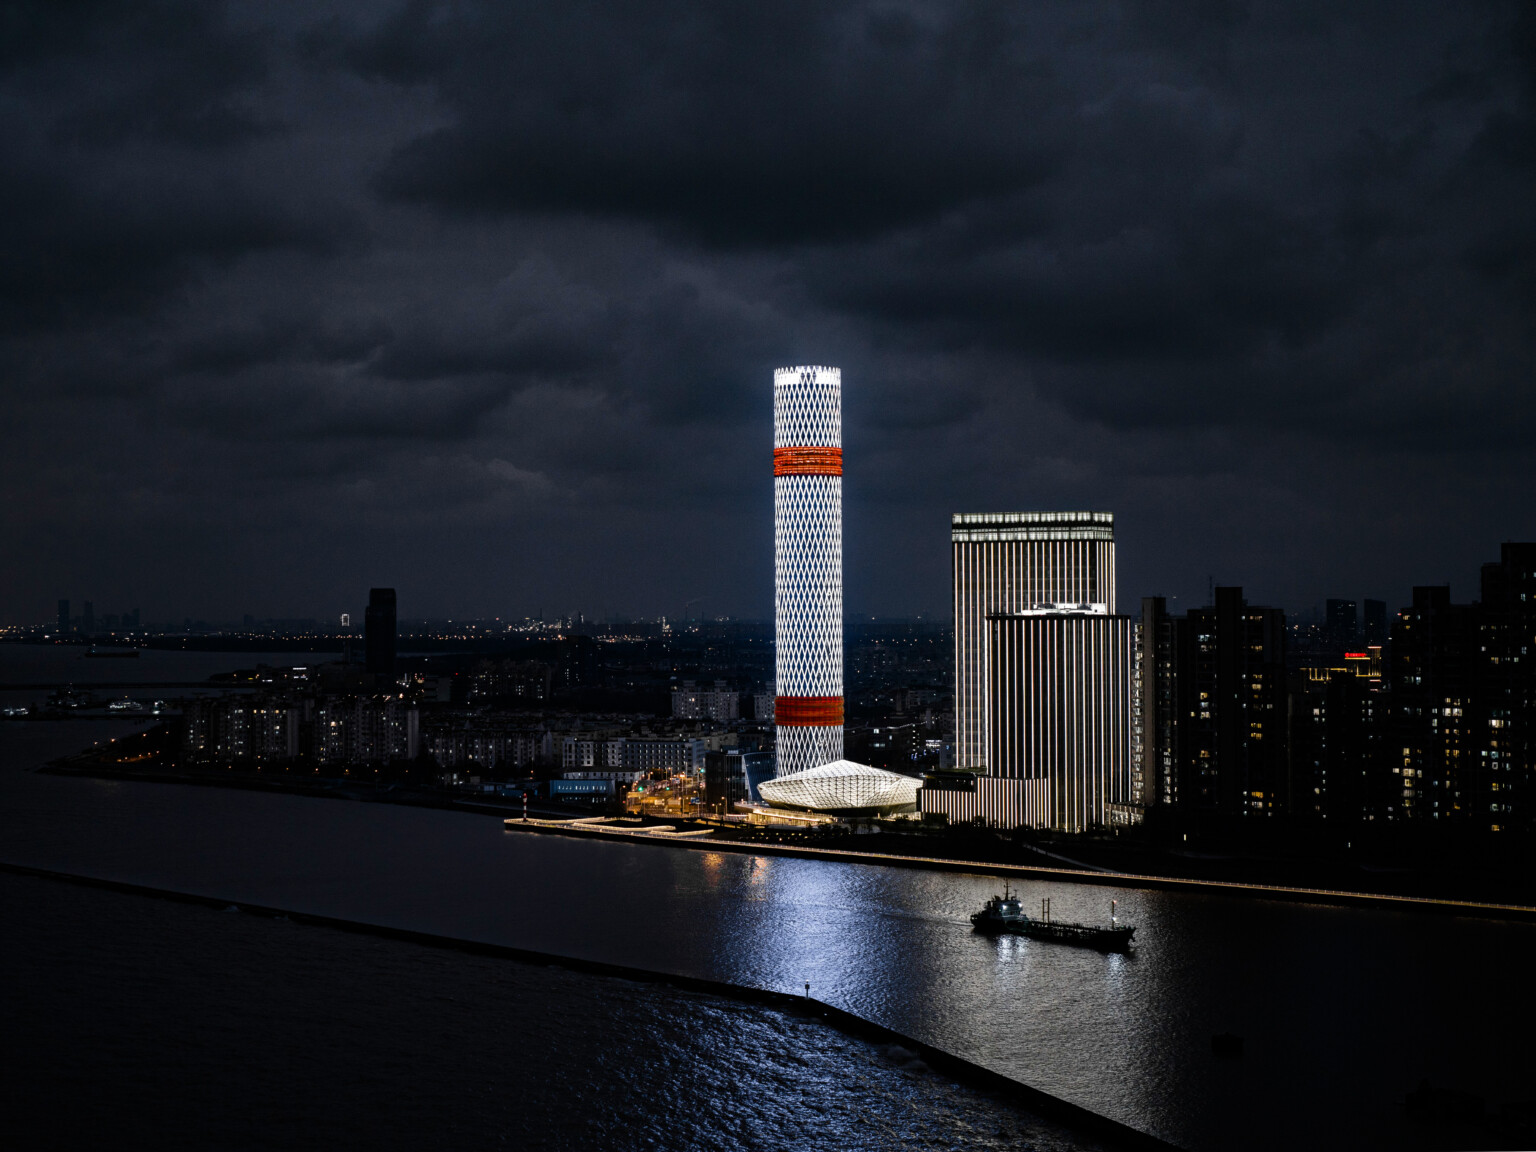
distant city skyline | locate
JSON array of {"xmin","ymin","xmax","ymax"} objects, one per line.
[
  {"xmin": 13, "ymin": 524, "xmax": 1515, "ymax": 631},
  {"xmin": 12, "ymin": 577, "xmax": 1515, "ymax": 634}
]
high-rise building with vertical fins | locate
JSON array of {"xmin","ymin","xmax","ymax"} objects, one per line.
[
  {"xmin": 951, "ymin": 512, "xmax": 1116, "ymax": 771},
  {"xmin": 774, "ymin": 366, "xmax": 843, "ymax": 776},
  {"xmin": 924, "ymin": 511, "xmax": 1130, "ymax": 831}
]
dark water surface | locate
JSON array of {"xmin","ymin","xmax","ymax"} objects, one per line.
[
  {"xmin": 2, "ymin": 698, "xmax": 1530, "ymax": 1150},
  {"xmin": 0, "ymin": 870, "xmax": 1096, "ymax": 1152}
]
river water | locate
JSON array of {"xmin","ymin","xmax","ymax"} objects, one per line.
[{"xmin": 1, "ymin": 646, "xmax": 1528, "ymax": 1150}]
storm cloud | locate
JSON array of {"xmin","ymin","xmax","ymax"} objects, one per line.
[{"xmin": 1, "ymin": 0, "xmax": 1532, "ymax": 622}]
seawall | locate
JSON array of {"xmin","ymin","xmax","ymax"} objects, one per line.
[{"xmin": 0, "ymin": 859, "xmax": 1178, "ymax": 1151}]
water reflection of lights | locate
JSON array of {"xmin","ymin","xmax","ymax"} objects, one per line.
[
  {"xmin": 738, "ymin": 858, "xmax": 890, "ymax": 1002},
  {"xmin": 742, "ymin": 854, "xmax": 774, "ymax": 897},
  {"xmin": 7, "ymin": 742, "xmax": 1527, "ymax": 1152},
  {"xmin": 991, "ymin": 932, "xmax": 1032, "ymax": 964}
]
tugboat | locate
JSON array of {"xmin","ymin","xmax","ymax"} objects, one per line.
[{"xmin": 971, "ymin": 884, "xmax": 1135, "ymax": 952}]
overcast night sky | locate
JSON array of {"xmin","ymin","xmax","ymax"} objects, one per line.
[{"xmin": 2, "ymin": 1, "xmax": 1533, "ymax": 624}]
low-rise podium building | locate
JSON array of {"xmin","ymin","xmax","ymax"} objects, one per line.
[{"xmin": 758, "ymin": 759, "xmax": 921, "ymax": 816}]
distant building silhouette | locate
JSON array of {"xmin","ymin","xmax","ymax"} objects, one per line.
[
  {"xmin": 703, "ymin": 750, "xmax": 750, "ymax": 813},
  {"xmin": 57, "ymin": 599, "xmax": 69, "ymax": 635},
  {"xmin": 1138, "ymin": 596, "xmax": 1179, "ymax": 809},
  {"xmin": 1477, "ymin": 543, "xmax": 1536, "ymax": 833},
  {"xmin": 1143, "ymin": 587, "xmax": 1287, "ymax": 816},
  {"xmin": 1288, "ymin": 658, "xmax": 1386, "ymax": 823},
  {"xmin": 1380, "ymin": 546, "xmax": 1536, "ymax": 832},
  {"xmin": 364, "ymin": 588, "xmax": 396, "ymax": 678},
  {"xmin": 556, "ymin": 636, "xmax": 597, "ymax": 690},
  {"xmin": 672, "ymin": 680, "xmax": 740, "ymax": 722},
  {"xmin": 1326, "ymin": 598, "xmax": 1358, "ymax": 646},
  {"xmin": 1362, "ymin": 599, "xmax": 1388, "ymax": 645},
  {"xmin": 845, "ymin": 722, "xmax": 917, "ymax": 771},
  {"xmin": 1389, "ymin": 586, "xmax": 1473, "ymax": 822}
]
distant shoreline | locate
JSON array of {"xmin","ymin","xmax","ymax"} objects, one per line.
[
  {"xmin": 37, "ymin": 759, "xmax": 576, "ymax": 821},
  {"xmin": 38, "ymin": 755, "xmax": 1536, "ymax": 923}
]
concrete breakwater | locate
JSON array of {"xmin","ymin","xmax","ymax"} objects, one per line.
[{"xmin": 0, "ymin": 859, "xmax": 1176, "ymax": 1151}]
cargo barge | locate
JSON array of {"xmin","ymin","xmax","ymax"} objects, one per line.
[{"xmin": 971, "ymin": 885, "xmax": 1135, "ymax": 952}]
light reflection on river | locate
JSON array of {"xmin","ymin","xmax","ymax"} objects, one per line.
[{"xmin": 1, "ymin": 716, "xmax": 1530, "ymax": 1151}]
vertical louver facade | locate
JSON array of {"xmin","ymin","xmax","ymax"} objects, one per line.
[
  {"xmin": 986, "ymin": 612, "xmax": 1134, "ymax": 832},
  {"xmin": 951, "ymin": 512, "xmax": 1116, "ymax": 772}
]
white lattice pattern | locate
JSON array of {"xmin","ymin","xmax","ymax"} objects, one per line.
[
  {"xmin": 775, "ymin": 365, "xmax": 843, "ymax": 778},
  {"xmin": 775, "ymin": 473, "xmax": 842, "ymax": 697},
  {"xmin": 759, "ymin": 759, "xmax": 921, "ymax": 813},
  {"xmin": 774, "ymin": 366, "xmax": 841, "ymax": 448},
  {"xmin": 776, "ymin": 726, "xmax": 844, "ymax": 777}
]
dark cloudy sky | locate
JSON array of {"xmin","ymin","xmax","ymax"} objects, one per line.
[{"xmin": 3, "ymin": 1, "xmax": 1533, "ymax": 624}]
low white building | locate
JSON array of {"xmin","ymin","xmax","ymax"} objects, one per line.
[{"xmin": 758, "ymin": 760, "xmax": 921, "ymax": 815}]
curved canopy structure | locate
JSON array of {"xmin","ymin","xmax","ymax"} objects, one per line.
[{"xmin": 758, "ymin": 759, "xmax": 921, "ymax": 815}]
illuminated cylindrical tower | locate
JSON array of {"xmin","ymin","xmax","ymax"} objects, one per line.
[{"xmin": 774, "ymin": 365, "xmax": 843, "ymax": 776}]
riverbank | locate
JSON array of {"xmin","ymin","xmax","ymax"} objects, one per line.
[
  {"xmin": 46, "ymin": 752, "xmax": 1536, "ymax": 920},
  {"xmin": 9, "ymin": 719, "xmax": 1533, "ymax": 1152},
  {"xmin": 0, "ymin": 859, "xmax": 1172, "ymax": 1152},
  {"xmin": 40, "ymin": 726, "xmax": 1536, "ymax": 920},
  {"xmin": 504, "ymin": 815, "xmax": 1536, "ymax": 922},
  {"xmin": 38, "ymin": 743, "xmax": 580, "ymax": 821}
]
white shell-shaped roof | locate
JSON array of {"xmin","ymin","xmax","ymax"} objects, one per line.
[{"xmin": 758, "ymin": 759, "xmax": 921, "ymax": 813}]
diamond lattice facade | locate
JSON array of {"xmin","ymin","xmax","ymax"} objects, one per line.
[
  {"xmin": 775, "ymin": 366, "xmax": 844, "ymax": 775},
  {"xmin": 758, "ymin": 760, "xmax": 921, "ymax": 814}
]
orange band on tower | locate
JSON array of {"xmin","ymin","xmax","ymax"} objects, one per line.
[
  {"xmin": 774, "ymin": 446, "xmax": 843, "ymax": 476},
  {"xmin": 775, "ymin": 696, "xmax": 844, "ymax": 726}
]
